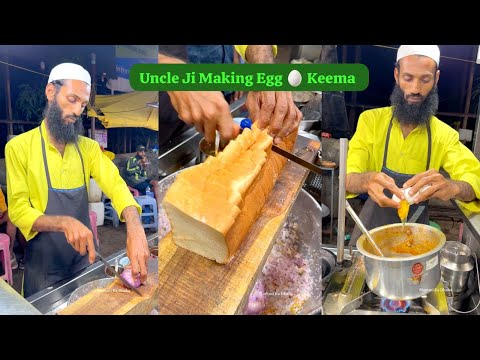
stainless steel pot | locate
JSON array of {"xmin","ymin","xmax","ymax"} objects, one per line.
[
  {"xmin": 440, "ymin": 241, "xmax": 474, "ymax": 294},
  {"xmin": 356, "ymin": 223, "xmax": 446, "ymax": 300}
]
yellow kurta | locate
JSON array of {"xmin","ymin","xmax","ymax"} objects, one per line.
[
  {"xmin": 347, "ymin": 106, "xmax": 480, "ymax": 212},
  {"xmin": 234, "ymin": 45, "xmax": 278, "ymax": 62},
  {"xmin": 5, "ymin": 121, "xmax": 141, "ymax": 240}
]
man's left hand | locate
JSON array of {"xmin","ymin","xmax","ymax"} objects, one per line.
[
  {"xmin": 246, "ymin": 91, "xmax": 303, "ymax": 144},
  {"xmin": 123, "ymin": 206, "xmax": 150, "ymax": 283},
  {"xmin": 403, "ymin": 169, "xmax": 458, "ymax": 203}
]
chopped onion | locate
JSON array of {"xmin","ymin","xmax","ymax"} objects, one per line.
[
  {"xmin": 244, "ymin": 281, "xmax": 266, "ymax": 315},
  {"xmin": 120, "ymin": 268, "xmax": 141, "ymax": 288}
]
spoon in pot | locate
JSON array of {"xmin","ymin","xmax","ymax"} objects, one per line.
[{"xmin": 346, "ymin": 200, "xmax": 385, "ymax": 257}]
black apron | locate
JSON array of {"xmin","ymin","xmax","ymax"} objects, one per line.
[
  {"xmin": 350, "ymin": 117, "xmax": 431, "ymax": 245},
  {"xmin": 23, "ymin": 128, "xmax": 93, "ymax": 298}
]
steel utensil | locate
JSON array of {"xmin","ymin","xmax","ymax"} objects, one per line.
[
  {"xmin": 345, "ymin": 200, "xmax": 384, "ymax": 256},
  {"xmin": 271, "ymin": 145, "xmax": 324, "ymax": 175}
]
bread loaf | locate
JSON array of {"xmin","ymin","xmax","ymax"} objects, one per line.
[{"xmin": 163, "ymin": 124, "xmax": 296, "ymax": 263}]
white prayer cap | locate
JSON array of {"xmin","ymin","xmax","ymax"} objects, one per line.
[
  {"xmin": 48, "ymin": 63, "xmax": 91, "ymax": 86},
  {"xmin": 397, "ymin": 45, "xmax": 440, "ymax": 67}
]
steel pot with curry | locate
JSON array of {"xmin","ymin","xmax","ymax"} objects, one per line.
[{"xmin": 357, "ymin": 223, "xmax": 446, "ymax": 300}]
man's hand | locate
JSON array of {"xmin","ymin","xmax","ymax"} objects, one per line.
[
  {"xmin": 122, "ymin": 206, "xmax": 150, "ymax": 283},
  {"xmin": 61, "ymin": 217, "xmax": 96, "ymax": 264},
  {"xmin": 403, "ymin": 169, "xmax": 476, "ymax": 203},
  {"xmin": 246, "ymin": 91, "xmax": 303, "ymax": 144},
  {"xmin": 167, "ymin": 91, "xmax": 241, "ymax": 144},
  {"xmin": 32, "ymin": 215, "xmax": 96, "ymax": 263},
  {"xmin": 366, "ymin": 172, "xmax": 405, "ymax": 208},
  {"xmin": 232, "ymin": 91, "xmax": 245, "ymax": 103},
  {"xmin": 347, "ymin": 172, "xmax": 405, "ymax": 208}
]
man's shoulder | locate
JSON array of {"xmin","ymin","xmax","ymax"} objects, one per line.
[
  {"xmin": 358, "ymin": 106, "xmax": 392, "ymax": 126},
  {"xmin": 361, "ymin": 106, "xmax": 392, "ymax": 118},
  {"xmin": 77, "ymin": 135, "xmax": 101, "ymax": 151},
  {"xmin": 430, "ymin": 116, "xmax": 458, "ymax": 138},
  {"xmin": 5, "ymin": 126, "xmax": 40, "ymax": 151}
]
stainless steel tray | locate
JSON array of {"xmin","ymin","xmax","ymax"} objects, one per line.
[
  {"xmin": 245, "ymin": 188, "xmax": 326, "ymax": 315},
  {"xmin": 67, "ymin": 278, "xmax": 115, "ymax": 306}
]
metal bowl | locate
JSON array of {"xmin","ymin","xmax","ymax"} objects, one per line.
[
  {"xmin": 67, "ymin": 278, "xmax": 115, "ymax": 306},
  {"xmin": 104, "ymin": 265, "xmax": 124, "ymax": 278},
  {"xmin": 244, "ymin": 188, "xmax": 327, "ymax": 315}
]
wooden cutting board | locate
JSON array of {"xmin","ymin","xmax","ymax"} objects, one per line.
[
  {"xmin": 157, "ymin": 136, "xmax": 320, "ymax": 314},
  {"xmin": 58, "ymin": 260, "xmax": 159, "ymax": 315}
]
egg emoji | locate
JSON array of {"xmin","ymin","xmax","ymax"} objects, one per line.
[{"xmin": 288, "ymin": 70, "xmax": 302, "ymax": 87}]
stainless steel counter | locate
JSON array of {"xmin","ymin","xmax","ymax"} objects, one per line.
[
  {"xmin": 0, "ymin": 278, "xmax": 42, "ymax": 315},
  {"xmin": 452, "ymin": 200, "xmax": 480, "ymax": 256},
  {"xmin": 26, "ymin": 234, "xmax": 158, "ymax": 315}
]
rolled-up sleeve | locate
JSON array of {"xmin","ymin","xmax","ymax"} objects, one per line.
[
  {"xmin": 5, "ymin": 141, "xmax": 45, "ymax": 240},
  {"xmin": 442, "ymin": 130, "xmax": 480, "ymax": 212},
  {"xmin": 234, "ymin": 45, "xmax": 278, "ymax": 63},
  {"xmin": 88, "ymin": 144, "xmax": 141, "ymax": 220}
]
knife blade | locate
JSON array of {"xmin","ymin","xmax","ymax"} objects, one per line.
[
  {"xmin": 271, "ymin": 145, "xmax": 324, "ymax": 175},
  {"xmin": 95, "ymin": 250, "xmax": 142, "ymax": 297}
]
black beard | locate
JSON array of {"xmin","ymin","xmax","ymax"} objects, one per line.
[
  {"xmin": 43, "ymin": 99, "xmax": 84, "ymax": 143},
  {"xmin": 390, "ymin": 84, "xmax": 439, "ymax": 126}
]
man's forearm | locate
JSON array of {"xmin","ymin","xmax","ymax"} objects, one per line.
[
  {"xmin": 346, "ymin": 172, "xmax": 375, "ymax": 194},
  {"xmin": 122, "ymin": 205, "xmax": 142, "ymax": 229},
  {"xmin": 451, "ymin": 180, "xmax": 477, "ymax": 202},
  {"xmin": 158, "ymin": 53, "xmax": 186, "ymax": 64},
  {"xmin": 245, "ymin": 46, "xmax": 275, "ymax": 64},
  {"xmin": 32, "ymin": 215, "xmax": 68, "ymax": 232}
]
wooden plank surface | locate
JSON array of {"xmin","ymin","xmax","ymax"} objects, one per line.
[
  {"xmin": 157, "ymin": 136, "xmax": 320, "ymax": 314},
  {"xmin": 58, "ymin": 259, "xmax": 159, "ymax": 315}
]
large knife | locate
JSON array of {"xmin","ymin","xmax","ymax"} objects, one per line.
[
  {"xmin": 95, "ymin": 250, "xmax": 142, "ymax": 297},
  {"xmin": 271, "ymin": 144, "xmax": 324, "ymax": 175}
]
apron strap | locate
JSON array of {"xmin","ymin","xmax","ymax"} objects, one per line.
[
  {"xmin": 426, "ymin": 120, "xmax": 431, "ymax": 171},
  {"xmin": 39, "ymin": 126, "xmax": 87, "ymax": 188},
  {"xmin": 39, "ymin": 127, "xmax": 52, "ymax": 189},
  {"xmin": 382, "ymin": 116, "xmax": 394, "ymax": 169},
  {"xmin": 73, "ymin": 141, "xmax": 87, "ymax": 187},
  {"xmin": 382, "ymin": 115, "xmax": 432, "ymax": 171}
]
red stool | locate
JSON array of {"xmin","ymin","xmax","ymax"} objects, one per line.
[
  {"xmin": 89, "ymin": 211, "xmax": 99, "ymax": 247},
  {"xmin": 0, "ymin": 233, "xmax": 13, "ymax": 285}
]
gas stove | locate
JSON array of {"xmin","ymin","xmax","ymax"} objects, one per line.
[
  {"xmin": 346, "ymin": 286, "xmax": 450, "ymax": 315},
  {"xmin": 322, "ymin": 251, "xmax": 451, "ymax": 315},
  {"xmin": 321, "ymin": 246, "xmax": 480, "ymax": 315}
]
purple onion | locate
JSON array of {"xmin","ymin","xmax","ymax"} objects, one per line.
[
  {"xmin": 120, "ymin": 268, "xmax": 141, "ymax": 288},
  {"xmin": 244, "ymin": 281, "xmax": 266, "ymax": 315}
]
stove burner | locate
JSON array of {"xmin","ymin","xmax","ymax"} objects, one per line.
[{"xmin": 380, "ymin": 298, "xmax": 411, "ymax": 313}]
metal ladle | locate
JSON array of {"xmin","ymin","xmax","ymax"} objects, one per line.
[{"xmin": 345, "ymin": 200, "xmax": 385, "ymax": 257}]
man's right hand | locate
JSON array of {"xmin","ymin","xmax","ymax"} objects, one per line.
[
  {"xmin": 167, "ymin": 91, "xmax": 241, "ymax": 144},
  {"xmin": 365, "ymin": 172, "xmax": 405, "ymax": 208},
  {"xmin": 61, "ymin": 217, "xmax": 96, "ymax": 264}
]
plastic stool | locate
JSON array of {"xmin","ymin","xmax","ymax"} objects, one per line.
[
  {"xmin": 102, "ymin": 196, "xmax": 119, "ymax": 227},
  {"xmin": 0, "ymin": 233, "xmax": 13, "ymax": 285},
  {"xmin": 134, "ymin": 195, "xmax": 158, "ymax": 230},
  {"xmin": 429, "ymin": 221, "xmax": 441, "ymax": 231},
  {"xmin": 89, "ymin": 211, "xmax": 99, "ymax": 247},
  {"xmin": 128, "ymin": 186, "xmax": 140, "ymax": 197}
]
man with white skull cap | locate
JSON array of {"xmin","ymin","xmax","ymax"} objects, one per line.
[
  {"xmin": 5, "ymin": 63, "xmax": 150, "ymax": 297},
  {"xmin": 346, "ymin": 46, "xmax": 480, "ymax": 245},
  {"xmin": 396, "ymin": 45, "xmax": 441, "ymax": 67}
]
